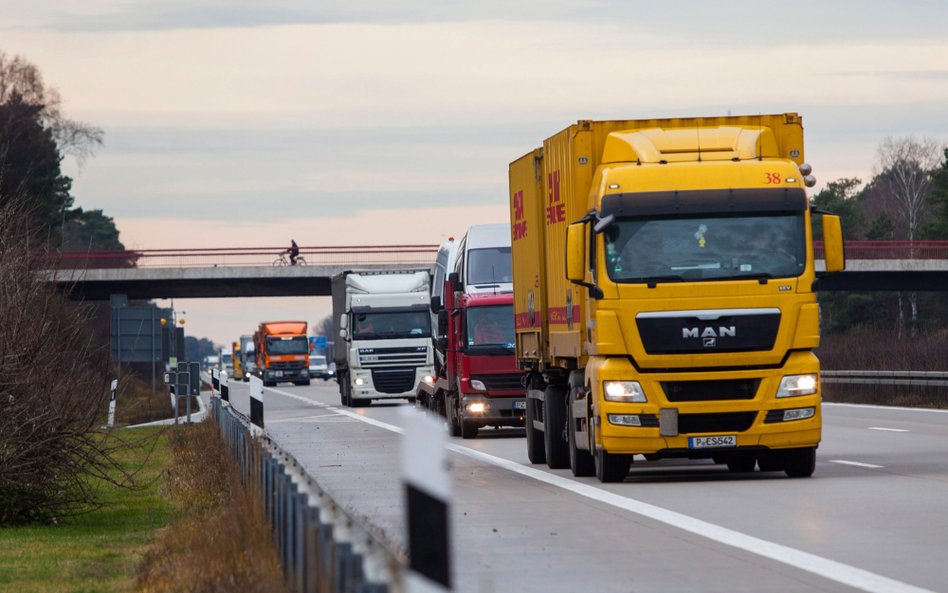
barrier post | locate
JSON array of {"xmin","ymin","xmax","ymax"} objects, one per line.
[
  {"xmin": 106, "ymin": 379, "xmax": 118, "ymax": 428},
  {"xmin": 401, "ymin": 407, "xmax": 452, "ymax": 592},
  {"xmin": 249, "ymin": 375, "xmax": 264, "ymax": 428}
]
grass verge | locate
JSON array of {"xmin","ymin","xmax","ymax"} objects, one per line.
[{"xmin": 0, "ymin": 427, "xmax": 172, "ymax": 593}]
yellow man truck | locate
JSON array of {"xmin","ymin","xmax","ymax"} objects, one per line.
[{"xmin": 509, "ymin": 114, "xmax": 845, "ymax": 482}]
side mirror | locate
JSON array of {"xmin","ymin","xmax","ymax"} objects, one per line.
[
  {"xmin": 436, "ymin": 337, "xmax": 448, "ymax": 352},
  {"xmin": 339, "ymin": 316, "xmax": 348, "ymax": 330},
  {"xmin": 448, "ymin": 272, "xmax": 463, "ymax": 291},
  {"xmin": 430, "ymin": 295, "xmax": 441, "ymax": 312},
  {"xmin": 566, "ymin": 222, "xmax": 587, "ymax": 282},
  {"xmin": 339, "ymin": 328, "xmax": 349, "ymax": 340},
  {"xmin": 438, "ymin": 309, "xmax": 448, "ymax": 337},
  {"xmin": 821, "ymin": 214, "xmax": 845, "ymax": 273}
]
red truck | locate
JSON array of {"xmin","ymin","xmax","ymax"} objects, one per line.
[
  {"xmin": 254, "ymin": 321, "xmax": 311, "ymax": 387},
  {"xmin": 418, "ymin": 275, "xmax": 526, "ymax": 438}
]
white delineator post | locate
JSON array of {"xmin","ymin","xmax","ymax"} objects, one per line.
[
  {"xmin": 107, "ymin": 379, "xmax": 118, "ymax": 428},
  {"xmin": 401, "ymin": 407, "xmax": 452, "ymax": 593},
  {"xmin": 249, "ymin": 375, "xmax": 264, "ymax": 428}
]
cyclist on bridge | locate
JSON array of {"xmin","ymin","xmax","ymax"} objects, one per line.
[{"xmin": 286, "ymin": 240, "xmax": 300, "ymax": 266}]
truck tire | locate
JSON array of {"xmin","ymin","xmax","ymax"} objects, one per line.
[
  {"xmin": 525, "ymin": 395, "xmax": 545, "ymax": 464},
  {"xmin": 568, "ymin": 387, "xmax": 594, "ymax": 477},
  {"xmin": 543, "ymin": 384, "xmax": 569, "ymax": 470},
  {"xmin": 460, "ymin": 419, "xmax": 478, "ymax": 439},
  {"xmin": 591, "ymin": 421, "xmax": 631, "ymax": 482},
  {"xmin": 783, "ymin": 447, "xmax": 816, "ymax": 478},
  {"xmin": 340, "ymin": 379, "xmax": 351, "ymax": 407}
]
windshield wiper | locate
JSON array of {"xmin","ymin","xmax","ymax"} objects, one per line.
[{"xmin": 641, "ymin": 275, "xmax": 685, "ymax": 288}]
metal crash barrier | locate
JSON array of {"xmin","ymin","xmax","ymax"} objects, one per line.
[{"xmin": 211, "ymin": 397, "xmax": 401, "ymax": 593}]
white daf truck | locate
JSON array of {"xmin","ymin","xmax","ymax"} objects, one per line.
[{"xmin": 332, "ymin": 270, "xmax": 435, "ymax": 407}]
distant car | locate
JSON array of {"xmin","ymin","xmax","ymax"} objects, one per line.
[{"xmin": 308, "ymin": 355, "xmax": 334, "ymax": 380}]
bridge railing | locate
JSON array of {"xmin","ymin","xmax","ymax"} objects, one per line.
[
  {"xmin": 814, "ymin": 240, "xmax": 948, "ymax": 260},
  {"xmin": 38, "ymin": 240, "xmax": 948, "ymax": 270},
  {"xmin": 43, "ymin": 244, "xmax": 441, "ymax": 269}
]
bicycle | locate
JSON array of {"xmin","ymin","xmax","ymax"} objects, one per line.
[{"xmin": 273, "ymin": 253, "xmax": 307, "ymax": 266}]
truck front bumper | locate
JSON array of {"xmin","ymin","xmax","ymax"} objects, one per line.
[
  {"xmin": 590, "ymin": 351, "xmax": 822, "ymax": 456},
  {"xmin": 459, "ymin": 394, "xmax": 526, "ymax": 428}
]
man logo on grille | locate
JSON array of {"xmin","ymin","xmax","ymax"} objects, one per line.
[{"xmin": 703, "ymin": 337, "xmax": 716, "ymax": 347}]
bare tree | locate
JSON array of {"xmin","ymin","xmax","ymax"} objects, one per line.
[
  {"xmin": 874, "ymin": 136, "xmax": 941, "ymax": 241},
  {"xmin": 874, "ymin": 136, "xmax": 941, "ymax": 336},
  {"xmin": 0, "ymin": 198, "xmax": 134, "ymax": 524},
  {"xmin": 0, "ymin": 52, "xmax": 103, "ymax": 165}
]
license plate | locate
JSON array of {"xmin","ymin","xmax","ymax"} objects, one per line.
[
  {"xmin": 274, "ymin": 371, "xmax": 284, "ymax": 377},
  {"xmin": 512, "ymin": 400, "xmax": 527, "ymax": 410},
  {"xmin": 689, "ymin": 435, "xmax": 736, "ymax": 449}
]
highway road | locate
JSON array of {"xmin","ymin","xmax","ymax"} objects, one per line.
[{"xmin": 217, "ymin": 379, "xmax": 948, "ymax": 593}]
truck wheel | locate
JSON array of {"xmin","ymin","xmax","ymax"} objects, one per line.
[
  {"xmin": 340, "ymin": 380, "xmax": 351, "ymax": 406},
  {"xmin": 525, "ymin": 394, "xmax": 546, "ymax": 464},
  {"xmin": 568, "ymin": 387, "xmax": 594, "ymax": 477},
  {"xmin": 460, "ymin": 419, "xmax": 478, "ymax": 439},
  {"xmin": 591, "ymin": 421, "xmax": 631, "ymax": 482},
  {"xmin": 543, "ymin": 384, "xmax": 570, "ymax": 470},
  {"xmin": 783, "ymin": 447, "xmax": 816, "ymax": 478}
]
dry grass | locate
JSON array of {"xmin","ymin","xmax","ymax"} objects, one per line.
[{"xmin": 135, "ymin": 420, "xmax": 288, "ymax": 593}]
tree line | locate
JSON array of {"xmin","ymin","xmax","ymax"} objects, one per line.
[{"xmin": 811, "ymin": 138, "xmax": 948, "ymax": 336}]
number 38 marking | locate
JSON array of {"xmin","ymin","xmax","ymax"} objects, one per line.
[{"xmin": 765, "ymin": 172, "xmax": 782, "ymax": 184}]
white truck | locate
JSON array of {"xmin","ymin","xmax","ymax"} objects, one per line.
[{"xmin": 332, "ymin": 270, "xmax": 435, "ymax": 407}]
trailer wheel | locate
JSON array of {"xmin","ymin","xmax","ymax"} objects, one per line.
[
  {"xmin": 568, "ymin": 387, "xmax": 594, "ymax": 477},
  {"xmin": 543, "ymin": 384, "xmax": 569, "ymax": 470},
  {"xmin": 525, "ymin": 394, "xmax": 546, "ymax": 464},
  {"xmin": 783, "ymin": 447, "xmax": 816, "ymax": 478}
]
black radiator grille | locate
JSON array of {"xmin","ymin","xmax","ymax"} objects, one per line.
[
  {"xmin": 471, "ymin": 373, "xmax": 524, "ymax": 391},
  {"xmin": 371, "ymin": 368, "xmax": 416, "ymax": 394},
  {"xmin": 661, "ymin": 379, "xmax": 760, "ymax": 402},
  {"xmin": 269, "ymin": 361, "xmax": 307, "ymax": 370},
  {"xmin": 678, "ymin": 412, "xmax": 758, "ymax": 434}
]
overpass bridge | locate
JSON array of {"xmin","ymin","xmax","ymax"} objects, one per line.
[{"xmin": 42, "ymin": 241, "xmax": 948, "ymax": 300}]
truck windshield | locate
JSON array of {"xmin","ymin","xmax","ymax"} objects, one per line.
[
  {"xmin": 467, "ymin": 247, "xmax": 513, "ymax": 285},
  {"xmin": 266, "ymin": 336, "xmax": 309, "ymax": 354},
  {"xmin": 465, "ymin": 304, "xmax": 515, "ymax": 353},
  {"xmin": 603, "ymin": 213, "xmax": 806, "ymax": 283},
  {"xmin": 352, "ymin": 311, "xmax": 431, "ymax": 340}
]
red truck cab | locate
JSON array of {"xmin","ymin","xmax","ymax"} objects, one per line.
[{"xmin": 419, "ymin": 278, "xmax": 525, "ymax": 438}]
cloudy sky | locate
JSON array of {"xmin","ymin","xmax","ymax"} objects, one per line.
[{"xmin": 3, "ymin": 0, "xmax": 947, "ymax": 346}]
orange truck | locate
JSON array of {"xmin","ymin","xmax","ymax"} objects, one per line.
[{"xmin": 253, "ymin": 321, "xmax": 311, "ymax": 387}]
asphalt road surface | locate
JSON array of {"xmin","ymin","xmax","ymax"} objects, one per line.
[{"xmin": 217, "ymin": 378, "xmax": 948, "ymax": 593}]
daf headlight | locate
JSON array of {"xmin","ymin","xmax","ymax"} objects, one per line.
[
  {"xmin": 777, "ymin": 374, "xmax": 818, "ymax": 398},
  {"xmin": 603, "ymin": 381, "xmax": 646, "ymax": 403},
  {"xmin": 354, "ymin": 377, "xmax": 365, "ymax": 386}
]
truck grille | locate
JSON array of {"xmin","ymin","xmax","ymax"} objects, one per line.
[
  {"xmin": 359, "ymin": 346, "xmax": 427, "ymax": 368},
  {"xmin": 371, "ymin": 369, "xmax": 417, "ymax": 394},
  {"xmin": 661, "ymin": 379, "xmax": 759, "ymax": 402},
  {"xmin": 678, "ymin": 412, "xmax": 757, "ymax": 434},
  {"xmin": 471, "ymin": 373, "xmax": 524, "ymax": 391},
  {"xmin": 636, "ymin": 310, "xmax": 781, "ymax": 354},
  {"xmin": 270, "ymin": 361, "xmax": 307, "ymax": 370}
]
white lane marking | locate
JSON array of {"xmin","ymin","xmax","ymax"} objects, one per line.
[
  {"xmin": 265, "ymin": 389, "xmax": 933, "ymax": 593},
  {"xmin": 830, "ymin": 460, "xmax": 885, "ymax": 469},
  {"xmin": 825, "ymin": 402, "xmax": 948, "ymax": 415},
  {"xmin": 868, "ymin": 426, "xmax": 909, "ymax": 433}
]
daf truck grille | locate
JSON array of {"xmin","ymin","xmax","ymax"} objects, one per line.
[
  {"xmin": 371, "ymin": 368, "xmax": 417, "ymax": 394},
  {"xmin": 359, "ymin": 346, "xmax": 427, "ymax": 368},
  {"xmin": 636, "ymin": 309, "xmax": 781, "ymax": 354},
  {"xmin": 678, "ymin": 412, "xmax": 757, "ymax": 434},
  {"xmin": 471, "ymin": 373, "xmax": 524, "ymax": 391},
  {"xmin": 661, "ymin": 379, "xmax": 760, "ymax": 402}
]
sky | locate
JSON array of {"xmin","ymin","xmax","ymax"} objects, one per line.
[{"xmin": 3, "ymin": 0, "xmax": 948, "ymax": 346}]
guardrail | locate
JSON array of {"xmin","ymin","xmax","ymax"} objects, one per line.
[
  {"xmin": 822, "ymin": 370, "xmax": 948, "ymax": 387},
  {"xmin": 814, "ymin": 240, "xmax": 948, "ymax": 260},
  {"xmin": 211, "ymin": 397, "xmax": 401, "ymax": 593}
]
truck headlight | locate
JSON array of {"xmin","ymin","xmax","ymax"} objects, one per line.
[
  {"xmin": 467, "ymin": 402, "xmax": 486, "ymax": 414},
  {"xmin": 603, "ymin": 381, "xmax": 646, "ymax": 402},
  {"xmin": 470, "ymin": 380, "xmax": 486, "ymax": 391},
  {"xmin": 355, "ymin": 377, "xmax": 365, "ymax": 386},
  {"xmin": 422, "ymin": 375, "xmax": 435, "ymax": 385},
  {"xmin": 776, "ymin": 374, "xmax": 817, "ymax": 398}
]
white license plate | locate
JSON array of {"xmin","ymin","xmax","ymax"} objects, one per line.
[
  {"xmin": 273, "ymin": 371, "xmax": 284, "ymax": 377},
  {"xmin": 689, "ymin": 435, "xmax": 736, "ymax": 449},
  {"xmin": 512, "ymin": 400, "xmax": 527, "ymax": 410}
]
